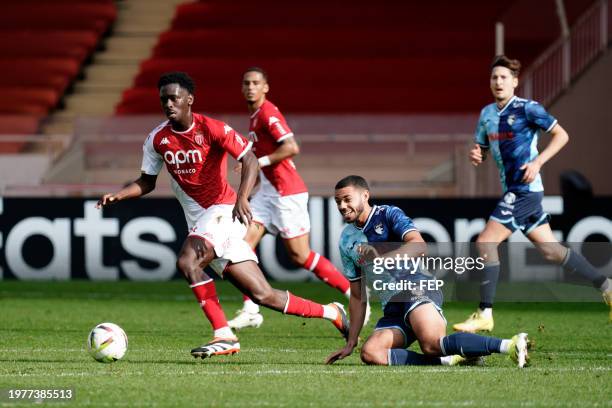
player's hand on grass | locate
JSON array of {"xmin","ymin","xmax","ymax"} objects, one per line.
[
  {"xmin": 520, "ymin": 160, "xmax": 542, "ymax": 183},
  {"xmin": 232, "ymin": 197, "xmax": 253, "ymax": 225},
  {"xmin": 96, "ymin": 194, "xmax": 118, "ymax": 209},
  {"xmin": 469, "ymin": 144, "xmax": 484, "ymax": 166},
  {"xmin": 325, "ymin": 344, "xmax": 355, "ymax": 365}
]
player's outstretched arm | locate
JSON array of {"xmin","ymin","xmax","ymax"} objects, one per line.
[
  {"xmin": 95, "ymin": 173, "xmax": 157, "ymax": 208},
  {"xmin": 233, "ymin": 150, "xmax": 258, "ymax": 224},
  {"xmin": 258, "ymin": 137, "xmax": 300, "ymax": 168},
  {"xmin": 520, "ymin": 124, "xmax": 569, "ymax": 183},
  {"xmin": 326, "ymin": 280, "xmax": 366, "ymax": 364}
]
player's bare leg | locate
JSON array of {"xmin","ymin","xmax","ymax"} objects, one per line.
[
  {"xmin": 230, "ymin": 223, "xmax": 358, "ymax": 329},
  {"xmin": 528, "ymin": 224, "xmax": 611, "ymax": 321},
  {"xmin": 227, "ymin": 222, "xmax": 267, "ymax": 329},
  {"xmin": 360, "ymin": 329, "xmax": 407, "ymax": 365},
  {"xmin": 223, "ymin": 260, "xmax": 349, "ymax": 337},
  {"xmin": 453, "ymin": 220, "xmax": 511, "ymax": 332},
  {"xmin": 283, "ymin": 233, "xmax": 351, "ymax": 297},
  {"xmin": 177, "ymin": 237, "xmax": 240, "ymax": 359}
]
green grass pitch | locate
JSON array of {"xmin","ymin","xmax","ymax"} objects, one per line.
[{"xmin": 0, "ymin": 281, "xmax": 610, "ymax": 407}]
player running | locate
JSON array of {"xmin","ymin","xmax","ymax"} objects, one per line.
[
  {"xmin": 96, "ymin": 72, "xmax": 348, "ymax": 359},
  {"xmin": 326, "ymin": 175, "xmax": 530, "ymax": 368},
  {"xmin": 227, "ymin": 67, "xmax": 358, "ymax": 329},
  {"xmin": 453, "ymin": 56, "xmax": 612, "ymax": 332}
]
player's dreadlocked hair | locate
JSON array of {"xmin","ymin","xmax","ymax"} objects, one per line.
[
  {"xmin": 157, "ymin": 72, "xmax": 196, "ymax": 94},
  {"xmin": 335, "ymin": 175, "xmax": 370, "ymax": 191},
  {"xmin": 491, "ymin": 55, "xmax": 521, "ymax": 77},
  {"xmin": 244, "ymin": 66, "xmax": 269, "ymax": 82}
]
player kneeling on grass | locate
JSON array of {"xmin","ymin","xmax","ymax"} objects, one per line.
[
  {"xmin": 325, "ymin": 175, "xmax": 530, "ymax": 368},
  {"xmin": 97, "ymin": 72, "xmax": 349, "ymax": 359}
]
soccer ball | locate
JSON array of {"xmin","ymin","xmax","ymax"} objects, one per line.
[{"xmin": 87, "ymin": 323, "xmax": 128, "ymax": 363}]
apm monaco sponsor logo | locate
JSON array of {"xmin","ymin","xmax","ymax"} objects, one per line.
[{"xmin": 163, "ymin": 149, "xmax": 203, "ymax": 172}]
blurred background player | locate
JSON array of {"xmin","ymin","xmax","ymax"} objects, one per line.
[
  {"xmin": 453, "ymin": 56, "xmax": 612, "ymax": 332},
  {"xmin": 97, "ymin": 72, "xmax": 349, "ymax": 358},
  {"xmin": 326, "ymin": 175, "xmax": 530, "ymax": 368},
  {"xmin": 228, "ymin": 67, "xmax": 360, "ymax": 329}
]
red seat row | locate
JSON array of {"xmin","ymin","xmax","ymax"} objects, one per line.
[
  {"xmin": 117, "ymin": 83, "xmax": 490, "ymax": 115},
  {"xmin": 132, "ymin": 57, "xmax": 490, "ymax": 88},
  {"xmin": 153, "ymin": 29, "xmax": 494, "ymax": 59},
  {"xmin": 2, "ymin": 3, "xmax": 116, "ymax": 34}
]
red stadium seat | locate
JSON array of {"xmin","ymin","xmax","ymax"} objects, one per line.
[
  {"xmin": 0, "ymin": 31, "xmax": 99, "ymax": 61},
  {"xmin": 0, "ymin": 89, "xmax": 60, "ymax": 115},
  {"xmin": 1, "ymin": 4, "xmax": 116, "ymax": 34}
]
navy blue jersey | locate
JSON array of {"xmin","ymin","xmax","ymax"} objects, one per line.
[{"xmin": 475, "ymin": 96, "xmax": 557, "ymax": 193}]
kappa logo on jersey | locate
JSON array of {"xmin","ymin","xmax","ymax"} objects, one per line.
[
  {"xmin": 223, "ymin": 124, "xmax": 233, "ymax": 134},
  {"xmin": 164, "ymin": 149, "xmax": 203, "ymax": 168},
  {"xmin": 160, "ymin": 137, "xmax": 170, "ymax": 145}
]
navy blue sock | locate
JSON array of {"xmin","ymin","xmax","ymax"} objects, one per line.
[
  {"xmin": 388, "ymin": 349, "xmax": 441, "ymax": 366},
  {"xmin": 441, "ymin": 332, "xmax": 502, "ymax": 357},
  {"xmin": 563, "ymin": 249, "xmax": 607, "ymax": 288},
  {"xmin": 479, "ymin": 263, "xmax": 500, "ymax": 309}
]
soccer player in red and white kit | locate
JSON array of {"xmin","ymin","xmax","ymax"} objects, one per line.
[
  {"xmin": 228, "ymin": 67, "xmax": 366, "ymax": 329},
  {"xmin": 96, "ymin": 72, "xmax": 348, "ymax": 358}
]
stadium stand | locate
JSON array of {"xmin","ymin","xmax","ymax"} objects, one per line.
[
  {"xmin": 116, "ymin": 0, "xmax": 596, "ymax": 115},
  {"xmin": 0, "ymin": 0, "xmax": 116, "ymax": 152}
]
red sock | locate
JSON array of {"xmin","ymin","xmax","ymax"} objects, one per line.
[
  {"xmin": 303, "ymin": 251, "xmax": 350, "ymax": 294},
  {"xmin": 243, "ymin": 294, "xmax": 251, "ymax": 302},
  {"xmin": 190, "ymin": 280, "xmax": 228, "ymax": 330},
  {"xmin": 283, "ymin": 291, "xmax": 324, "ymax": 318}
]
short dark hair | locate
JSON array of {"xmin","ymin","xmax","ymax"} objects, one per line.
[
  {"xmin": 491, "ymin": 55, "xmax": 521, "ymax": 77},
  {"xmin": 244, "ymin": 66, "xmax": 268, "ymax": 82},
  {"xmin": 335, "ymin": 175, "xmax": 370, "ymax": 191},
  {"xmin": 157, "ymin": 72, "xmax": 196, "ymax": 94}
]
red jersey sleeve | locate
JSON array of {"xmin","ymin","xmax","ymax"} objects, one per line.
[
  {"xmin": 211, "ymin": 120, "xmax": 252, "ymax": 160},
  {"xmin": 262, "ymin": 109, "xmax": 294, "ymax": 143}
]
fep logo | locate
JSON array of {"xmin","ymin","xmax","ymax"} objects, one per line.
[{"xmin": 163, "ymin": 149, "xmax": 203, "ymax": 168}]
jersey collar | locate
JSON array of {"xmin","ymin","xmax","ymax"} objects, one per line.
[
  {"xmin": 171, "ymin": 118, "xmax": 196, "ymax": 134},
  {"xmin": 496, "ymin": 95, "xmax": 517, "ymax": 116},
  {"xmin": 356, "ymin": 205, "xmax": 377, "ymax": 230}
]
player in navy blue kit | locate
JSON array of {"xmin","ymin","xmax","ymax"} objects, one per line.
[
  {"xmin": 453, "ymin": 56, "xmax": 612, "ymax": 332},
  {"xmin": 326, "ymin": 175, "xmax": 530, "ymax": 368}
]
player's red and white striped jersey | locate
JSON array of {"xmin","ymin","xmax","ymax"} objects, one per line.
[
  {"xmin": 141, "ymin": 113, "xmax": 252, "ymax": 224},
  {"xmin": 248, "ymin": 100, "xmax": 307, "ymax": 197}
]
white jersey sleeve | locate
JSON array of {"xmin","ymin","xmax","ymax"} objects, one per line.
[{"xmin": 141, "ymin": 127, "xmax": 164, "ymax": 176}]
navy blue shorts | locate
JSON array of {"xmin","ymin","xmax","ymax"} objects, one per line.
[
  {"xmin": 374, "ymin": 289, "xmax": 445, "ymax": 348},
  {"xmin": 490, "ymin": 191, "xmax": 550, "ymax": 234}
]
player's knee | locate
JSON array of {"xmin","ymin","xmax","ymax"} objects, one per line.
[
  {"xmin": 419, "ymin": 338, "xmax": 442, "ymax": 356},
  {"xmin": 360, "ymin": 343, "xmax": 387, "ymax": 365}
]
